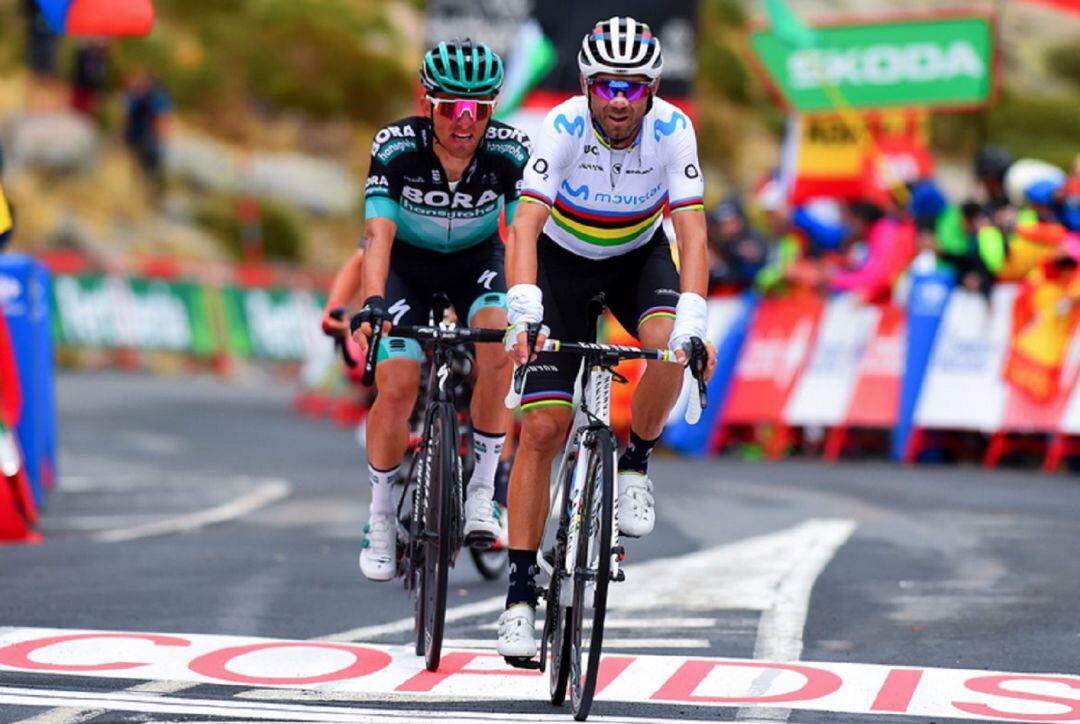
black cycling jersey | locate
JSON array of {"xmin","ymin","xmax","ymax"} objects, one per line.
[{"xmin": 364, "ymin": 116, "xmax": 531, "ymax": 253}]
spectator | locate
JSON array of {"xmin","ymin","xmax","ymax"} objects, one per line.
[
  {"xmin": 124, "ymin": 71, "xmax": 173, "ymax": 203},
  {"xmin": 70, "ymin": 39, "xmax": 110, "ymax": 122},
  {"xmin": 706, "ymin": 197, "xmax": 767, "ymax": 293},
  {"xmin": 23, "ymin": 0, "xmax": 60, "ymax": 111},
  {"xmin": 936, "ymin": 202, "xmax": 1004, "ymax": 297},
  {"xmin": 830, "ymin": 200, "xmax": 915, "ymax": 303},
  {"xmin": 998, "ymin": 159, "xmax": 1070, "ymax": 281},
  {"xmin": 974, "ymin": 145, "xmax": 1016, "ymax": 229}
]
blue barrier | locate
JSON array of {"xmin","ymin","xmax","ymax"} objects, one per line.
[
  {"xmin": 892, "ymin": 270, "xmax": 954, "ymax": 461},
  {"xmin": 0, "ymin": 256, "xmax": 56, "ymax": 506}
]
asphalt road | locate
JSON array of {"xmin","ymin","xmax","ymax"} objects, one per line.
[{"xmin": 1, "ymin": 371, "xmax": 1078, "ymax": 723}]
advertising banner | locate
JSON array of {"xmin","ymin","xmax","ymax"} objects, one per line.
[
  {"xmin": 845, "ymin": 303, "xmax": 904, "ymax": 429},
  {"xmin": 51, "ymin": 274, "xmax": 215, "ymax": 355},
  {"xmin": 913, "ymin": 285, "xmax": 1017, "ymax": 433},
  {"xmin": 721, "ymin": 296, "xmax": 823, "ymax": 427},
  {"xmin": 749, "ymin": 12, "xmax": 997, "ymax": 113},
  {"xmin": 221, "ymin": 287, "xmax": 325, "ymax": 361},
  {"xmin": 785, "ymin": 294, "xmax": 879, "ymax": 427}
]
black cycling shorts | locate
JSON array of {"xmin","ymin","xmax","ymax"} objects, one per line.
[
  {"xmin": 380, "ymin": 238, "xmax": 507, "ymax": 362},
  {"xmin": 521, "ymin": 228, "xmax": 680, "ymax": 410}
]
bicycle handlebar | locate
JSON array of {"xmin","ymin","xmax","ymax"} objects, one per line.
[
  {"xmin": 350, "ymin": 318, "xmax": 505, "ymax": 387},
  {"xmin": 327, "ymin": 308, "xmax": 358, "ymax": 369},
  {"xmin": 505, "ymin": 334, "xmax": 709, "ymax": 425}
]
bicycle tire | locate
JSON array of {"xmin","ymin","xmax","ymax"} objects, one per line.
[
  {"xmin": 422, "ymin": 404, "xmax": 456, "ymax": 672},
  {"xmin": 408, "ymin": 453, "xmax": 426, "ymax": 658},
  {"xmin": 547, "ymin": 448, "xmax": 577, "ymax": 706},
  {"xmin": 569, "ymin": 429, "xmax": 614, "ymax": 721}
]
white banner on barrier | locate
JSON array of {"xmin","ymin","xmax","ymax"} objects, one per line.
[
  {"xmin": 785, "ymin": 294, "xmax": 880, "ymax": 427},
  {"xmin": 914, "ymin": 285, "xmax": 1017, "ymax": 432},
  {"xmin": 666, "ymin": 297, "xmax": 744, "ymax": 425},
  {"xmin": 1053, "ymin": 331, "xmax": 1080, "ymax": 434}
]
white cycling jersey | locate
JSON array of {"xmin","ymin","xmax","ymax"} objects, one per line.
[{"xmin": 521, "ymin": 95, "xmax": 705, "ymax": 260}]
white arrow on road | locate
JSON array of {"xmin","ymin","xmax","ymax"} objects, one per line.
[{"xmin": 325, "ymin": 517, "xmax": 857, "ymax": 664}]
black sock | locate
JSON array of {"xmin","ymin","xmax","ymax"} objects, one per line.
[
  {"xmin": 619, "ymin": 430, "xmax": 658, "ymax": 474},
  {"xmin": 506, "ymin": 548, "xmax": 538, "ymax": 608}
]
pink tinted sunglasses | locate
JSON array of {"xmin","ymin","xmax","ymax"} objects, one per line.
[{"xmin": 427, "ymin": 96, "xmax": 497, "ymax": 121}]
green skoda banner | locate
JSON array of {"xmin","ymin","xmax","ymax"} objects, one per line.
[{"xmin": 748, "ymin": 13, "xmax": 997, "ymax": 112}]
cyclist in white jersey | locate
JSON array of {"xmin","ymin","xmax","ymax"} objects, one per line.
[{"xmin": 496, "ymin": 16, "xmax": 717, "ymax": 657}]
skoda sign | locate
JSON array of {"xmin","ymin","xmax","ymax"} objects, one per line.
[{"xmin": 748, "ymin": 12, "xmax": 997, "ymax": 112}]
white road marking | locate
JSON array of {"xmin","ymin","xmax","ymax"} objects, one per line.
[
  {"xmin": 91, "ymin": 480, "xmax": 291, "ymax": 542},
  {"xmin": 442, "ymin": 638, "xmax": 711, "ymax": 650},
  {"xmin": 324, "ymin": 518, "xmax": 855, "ymax": 664},
  {"xmin": 0, "ymin": 685, "xmax": 660, "ymax": 723},
  {"xmin": 319, "ymin": 594, "xmax": 508, "ymax": 642},
  {"xmin": 476, "ymin": 617, "xmax": 719, "ymax": 631},
  {"xmin": 12, "ymin": 681, "xmax": 197, "ymax": 724}
]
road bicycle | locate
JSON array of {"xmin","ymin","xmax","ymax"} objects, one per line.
[
  {"xmin": 349, "ymin": 300, "xmax": 504, "ymax": 672},
  {"xmin": 503, "ymin": 295, "xmax": 707, "ymax": 721},
  {"xmin": 330, "ymin": 306, "xmax": 510, "ymax": 582}
]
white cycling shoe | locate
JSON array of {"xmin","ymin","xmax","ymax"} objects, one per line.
[
  {"xmin": 359, "ymin": 513, "xmax": 399, "ymax": 581},
  {"xmin": 497, "ymin": 603, "xmax": 537, "ymax": 658},
  {"xmin": 617, "ymin": 472, "xmax": 655, "ymax": 538},
  {"xmin": 464, "ymin": 487, "xmax": 502, "ymax": 549}
]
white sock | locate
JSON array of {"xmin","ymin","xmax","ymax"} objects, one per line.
[
  {"xmin": 368, "ymin": 463, "xmax": 399, "ymax": 517},
  {"xmin": 467, "ymin": 430, "xmax": 505, "ymax": 498}
]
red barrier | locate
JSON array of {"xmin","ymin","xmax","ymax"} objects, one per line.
[
  {"xmin": 0, "ymin": 312, "xmax": 42, "ymax": 544},
  {"xmin": 715, "ymin": 296, "xmax": 823, "ymax": 458}
]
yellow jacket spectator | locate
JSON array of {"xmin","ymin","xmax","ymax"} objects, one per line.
[{"xmin": 0, "ymin": 181, "xmax": 12, "ymax": 249}]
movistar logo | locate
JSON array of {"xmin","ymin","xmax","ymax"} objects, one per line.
[
  {"xmin": 554, "ymin": 114, "xmax": 585, "ymax": 138},
  {"xmin": 561, "ymin": 181, "xmax": 590, "ymax": 200},
  {"xmin": 654, "ymin": 111, "xmax": 688, "ymax": 141}
]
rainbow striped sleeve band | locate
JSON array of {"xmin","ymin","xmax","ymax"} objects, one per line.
[
  {"xmin": 669, "ymin": 196, "xmax": 705, "ymax": 213},
  {"xmin": 521, "ymin": 390, "xmax": 574, "ymax": 411}
]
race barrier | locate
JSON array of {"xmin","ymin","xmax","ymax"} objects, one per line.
[
  {"xmin": 659, "ymin": 273, "xmax": 1080, "ymax": 471},
  {"xmin": 0, "ymin": 310, "xmax": 42, "ymax": 544},
  {"xmin": 0, "ymin": 256, "xmax": 56, "ymax": 509}
]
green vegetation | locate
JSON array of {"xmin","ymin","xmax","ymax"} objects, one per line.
[
  {"xmin": 111, "ymin": 0, "xmax": 415, "ymax": 124},
  {"xmin": 1045, "ymin": 38, "xmax": 1080, "ymax": 89}
]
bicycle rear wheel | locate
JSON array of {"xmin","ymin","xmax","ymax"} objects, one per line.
[
  {"xmin": 421, "ymin": 404, "xmax": 456, "ymax": 672},
  {"xmin": 569, "ymin": 430, "xmax": 614, "ymax": 721}
]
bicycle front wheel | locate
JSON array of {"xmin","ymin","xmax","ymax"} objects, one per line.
[
  {"xmin": 569, "ymin": 429, "xmax": 615, "ymax": 720},
  {"xmin": 421, "ymin": 404, "xmax": 456, "ymax": 672}
]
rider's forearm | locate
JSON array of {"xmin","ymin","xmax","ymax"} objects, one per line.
[
  {"xmin": 506, "ymin": 202, "xmax": 549, "ymax": 288},
  {"xmin": 325, "ymin": 248, "xmax": 366, "ymax": 309},
  {"xmin": 506, "ymin": 223, "xmax": 538, "ymax": 287},
  {"xmin": 362, "ymin": 222, "xmax": 394, "ymax": 300},
  {"xmin": 672, "ymin": 209, "xmax": 709, "ymax": 297}
]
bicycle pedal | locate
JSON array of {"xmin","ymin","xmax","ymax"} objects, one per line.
[
  {"xmin": 464, "ymin": 531, "xmax": 498, "ymax": 551},
  {"xmin": 503, "ymin": 656, "xmax": 542, "ymax": 670},
  {"xmin": 612, "ymin": 569, "xmax": 626, "ymax": 583},
  {"xmin": 611, "ymin": 545, "xmax": 625, "ymax": 562}
]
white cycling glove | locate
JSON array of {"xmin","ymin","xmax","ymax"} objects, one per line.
[
  {"xmin": 668, "ymin": 292, "xmax": 708, "ymax": 356},
  {"xmin": 506, "ymin": 283, "xmax": 544, "ymax": 353}
]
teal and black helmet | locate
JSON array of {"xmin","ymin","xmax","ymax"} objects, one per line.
[{"xmin": 420, "ymin": 38, "xmax": 504, "ymax": 97}]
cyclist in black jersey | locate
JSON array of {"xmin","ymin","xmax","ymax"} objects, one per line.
[{"xmin": 348, "ymin": 39, "xmax": 531, "ymax": 581}]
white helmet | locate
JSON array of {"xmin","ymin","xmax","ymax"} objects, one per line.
[{"xmin": 578, "ymin": 16, "xmax": 663, "ymax": 81}]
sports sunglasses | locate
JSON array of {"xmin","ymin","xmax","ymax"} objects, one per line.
[
  {"xmin": 427, "ymin": 96, "xmax": 497, "ymax": 121},
  {"xmin": 588, "ymin": 78, "xmax": 653, "ymax": 102}
]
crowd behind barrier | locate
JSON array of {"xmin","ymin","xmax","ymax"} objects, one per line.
[{"xmin": 668, "ymin": 145, "xmax": 1080, "ymax": 469}]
